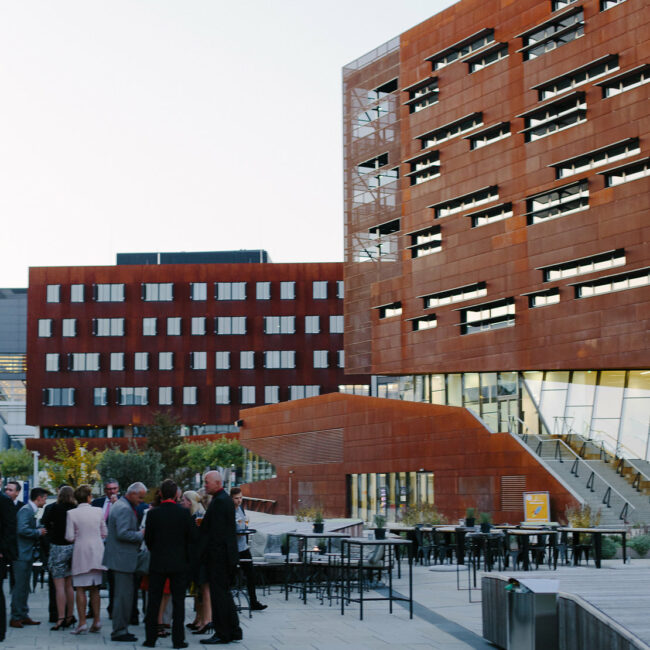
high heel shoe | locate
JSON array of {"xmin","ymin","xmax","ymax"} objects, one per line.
[
  {"xmin": 70, "ymin": 624, "xmax": 88, "ymax": 635},
  {"xmin": 51, "ymin": 618, "xmax": 65, "ymax": 631},
  {"xmin": 89, "ymin": 622, "xmax": 102, "ymax": 633},
  {"xmin": 62, "ymin": 615, "xmax": 77, "ymax": 629},
  {"xmin": 191, "ymin": 622, "xmax": 213, "ymax": 635}
]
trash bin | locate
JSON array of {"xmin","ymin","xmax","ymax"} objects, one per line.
[{"xmin": 506, "ymin": 578, "xmax": 559, "ymax": 650}]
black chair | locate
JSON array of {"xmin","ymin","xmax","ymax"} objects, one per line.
[{"xmin": 413, "ymin": 526, "xmax": 433, "ymax": 566}]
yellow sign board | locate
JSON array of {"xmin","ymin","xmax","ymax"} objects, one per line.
[{"xmin": 523, "ymin": 491, "xmax": 550, "ymax": 523}]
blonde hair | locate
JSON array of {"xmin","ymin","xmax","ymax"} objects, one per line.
[{"xmin": 182, "ymin": 490, "xmax": 205, "ymax": 516}]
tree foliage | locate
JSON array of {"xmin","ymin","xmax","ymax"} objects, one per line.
[
  {"xmin": 0, "ymin": 447, "xmax": 33, "ymax": 479},
  {"xmin": 176, "ymin": 438, "xmax": 244, "ymax": 475},
  {"xmin": 44, "ymin": 440, "xmax": 103, "ymax": 488},
  {"xmin": 144, "ymin": 411, "xmax": 182, "ymax": 475},
  {"xmin": 97, "ymin": 446, "xmax": 164, "ymax": 493}
]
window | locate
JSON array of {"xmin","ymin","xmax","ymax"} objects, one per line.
[
  {"xmin": 601, "ymin": 157, "xmax": 650, "ymax": 187},
  {"xmin": 432, "ymin": 186, "xmax": 498, "ymax": 218},
  {"xmin": 305, "ymin": 316, "xmax": 320, "ymax": 334},
  {"xmin": 467, "ymin": 43, "xmax": 508, "ymax": 72},
  {"xmin": 264, "ymin": 350, "xmax": 296, "ymax": 369},
  {"xmin": 367, "ymin": 78, "xmax": 398, "ymax": 101},
  {"xmin": 406, "ymin": 152, "xmax": 440, "ymax": 185},
  {"xmin": 377, "ymin": 302, "xmax": 402, "ymax": 319},
  {"xmin": 46, "ymin": 285, "xmax": 60, "ymax": 303},
  {"xmin": 167, "ymin": 317, "xmax": 181, "ymax": 336},
  {"xmin": 61, "ymin": 319, "xmax": 77, "ymax": 337},
  {"xmin": 419, "ymin": 113, "xmax": 482, "ymax": 149},
  {"xmin": 45, "ymin": 354, "xmax": 59, "ymax": 372},
  {"xmin": 215, "ymin": 317, "xmax": 246, "ymax": 335},
  {"xmin": 526, "ymin": 180, "xmax": 588, "ymax": 225},
  {"xmin": 518, "ymin": 8, "xmax": 584, "ymax": 61},
  {"xmin": 313, "ymin": 350, "xmax": 328, "ymax": 368},
  {"xmin": 404, "ymin": 78, "xmax": 439, "ymax": 114},
  {"xmin": 527, "ymin": 288, "xmax": 560, "ymax": 307},
  {"xmin": 264, "ymin": 316, "xmax": 295, "ymax": 334},
  {"xmin": 216, "ymin": 282, "xmax": 246, "ymax": 300},
  {"xmin": 134, "ymin": 352, "xmax": 149, "ymax": 371},
  {"xmin": 43, "ymin": 388, "xmax": 75, "ymax": 406},
  {"xmin": 159, "ymin": 387, "xmax": 173, "ymax": 405},
  {"xmin": 93, "ymin": 387, "xmax": 108, "ymax": 406},
  {"xmin": 357, "ymin": 153, "xmax": 389, "ymax": 174},
  {"xmin": 142, "ymin": 283, "xmax": 173, "ymax": 301},
  {"xmin": 94, "ymin": 283, "xmax": 125, "ymax": 302},
  {"xmin": 93, "ymin": 318, "xmax": 125, "ymax": 336},
  {"xmin": 117, "ymin": 387, "xmax": 148, "ymax": 406},
  {"xmin": 183, "ymin": 386, "xmax": 198, "ymax": 405},
  {"xmin": 553, "ymin": 138, "xmax": 640, "ymax": 179},
  {"xmin": 552, "ymin": 0, "xmax": 578, "ymax": 9},
  {"xmin": 427, "ymin": 28, "xmax": 494, "ymax": 70},
  {"xmin": 280, "ymin": 281, "xmax": 295, "ymax": 299},
  {"xmin": 240, "ymin": 386, "xmax": 255, "ymax": 405},
  {"xmin": 467, "ymin": 123, "xmax": 510, "ymax": 149},
  {"xmin": 468, "ymin": 203, "xmax": 513, "ymax": 228},
  {"xmin": 110, "ymin": 352, "xmax": 125, "ymax": 371},
  {"xmin": 601, "ymin": 0, "xmax": 627, "ymax": 9},
  {"xmin": 541, "ymin": 249, "xmax": 626, "ymax": 282},
  {"xmin": 289, "ymin": 385, "xmax": 320, "ymax": 400},
  {"xmin": 38, "ymin": 319, "xmax": 52, "ymax": 337},
  {"xmin": 142, "ymin": 317, "xmax": 157, "ymax": 336},
  {"xmin": 534, "ymin": 55, "xmax": 619, "ymax": 101},
  {"xmin": 215, "ymin": 351, "xmax": 230, "ymax": 369},
  {"xmin": 215, "ymin": 386, "xmax": 230, "ymax": 404},
  {"xmin": 256, "ymin": 282, "xmax": 271, "ymax": 300},
  {"xmin": 191, "ymin": 317, "xmax": 206, "ymax": 335},
  {"xmin": 240, "ymin": 351, "xmax": 255, "ymax": 369},
  {"xmin": 69, "ymin": 353, "xmax": 100, "ymax": 371},
  {"xmin": 460, "ymin": 298, "xmax": 515, "ymax": 335},
  {"xmin": 330, "ymin": 315, "xmax": 344, "ymax": 333},
  {"xmin": 337, "ymin": 281, "xmax": 344, "ymax": 299},
  {"xmin": 358, "ymin": 218, "xmax": 400, "ymax": 262},
  {"xmin": 313, "ymin": 281, "xmax": 328, "ymax": 299},
  {"xmin": 423, "ymin": 282, "xmax": 487, "ymax": 309},
  {"xmin": 190, "ymin": 282, "xmax": 207, "ymax": 301},
  {"xmin": 410, "ymin": 315, "xmax": 438, "ymax": 331},
  {"xmin": 70, "ymin": 284, "xmax": 84, "ymax": 302},
  {"xmin": 408, "ymin": 226, "xmax": 441, "ymax": 258},
  {"xmin": 264, "ymin": 386, "xmax": 279, "ymax": 404},
  {"xmin": 190, "ymin": 351, "xmax": 207, "ymax": 370},
  {"xmin": 574, "ymin": 266, "xmax": 650, "ymax": 298},
  {"xmin": 159, "ymin": 352, "xmax": 174, "ymax": 370},
  {"xmin": 337, "ymin": 350, "xmax": 345, "ymax": 368},
  {"xmin": 520, "ymin": 92, "xmax": 586, "ymax": 142},
  {"xmin": 339, "ymin": 385, "xmax": 370, "ymax": 396},
  {"xmin": 598, "ymin": 64, "xmax": 650, "ymax": 98}
]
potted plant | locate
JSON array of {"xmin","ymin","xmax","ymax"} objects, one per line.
[
  {"xmin": 312, "ymin": 510, "xmax": 324, "ymax": 533},
  {"xmin": 465, "ymin": 507, "xmax": 476, "ymax": 528},
  {"xmin": 479, "ymin": 512, "xmax": 492, "ymax": 533},
  {"xmin": 374, "ymin": 514, "xmax": 387, "ymax": 540}
]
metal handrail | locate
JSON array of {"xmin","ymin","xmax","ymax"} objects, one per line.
[{"xmin": 615, "ymin": 457, "xmax": 650, "ymax": 494}]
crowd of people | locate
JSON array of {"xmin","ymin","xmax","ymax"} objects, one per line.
[{"xmin": 0, "ymin": 470, "xmax": 266, "ymax": 646}]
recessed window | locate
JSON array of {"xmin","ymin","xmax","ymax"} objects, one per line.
[
  {"xmin": 518, "ymin": 8, "xmax": 584, "ymax": 61},
  {"xmin": 94, "ymin": 283, "xmax": 125, "ymax": 302},
  {"xmin": 541, "ymin": 249, "xmax": 626, "ymax": 282},
  {"xmin": 215, "ymin": 386, "xmax": 230, "ymax": 404},
  {"xmin": 357, "ymin": 153, "xmax": 389, "ymax": 174},
  {"xmin": 46, "ymin": 285, "xmax": 60, "ymax": 303},
  {"xmin": 167, "ymin": 317, "xmax": 182, "ymax": 336},
  {"xmin": 240, "ymin": 351, "xmax": 255, "ymax": 369},
  {"xmin": 527, "ymin": 288, "xmax": 560, "ymax": 308},
  {"xmin": 358, "ymin": 219, "xmax": 400, "ymax": 262},
  {"xmin": 216, "ymin": 282, "xmax": 246, "ymax": 301},
  {"xmin": 256, "ymin": 282, "xmax": 271, "ymax": 300},
  {"xmin": 38, "ymin": 319, "xmax": 52, "ymax": 337},
  {"xmin": 427, "ymin": 28, "xmax": 494, "ymax": 70},
  {"xmin": 339, "ymin": 385, "xmax": 370, "ymax": 396},
  {"xmin": 574, "ymin": 266, "xmax": 650, "ymax": 298},
  {"xmin": 117, "ymin": 387, "xmax": 148, "ymax": 406},
  {"xmin": 460, "ymin": 298, "xmax": 515, "ymax": 335},
  {"xmin": 305, "ymin": 316, "xmax": 320, "ymax": 334},
  {"xmin": 93, "ymin": 387, "xmax": 108, "ymax": 407},
  {"xmin": 69, "ymin": 353, "xmax": 100, "ymax": 371},
  {"xmin": 159, "ymin": 352, "xmax": 174, "ymax": 370},
  {"xmin": 62, "ymin": 319, "xmax": 77, "ymax": 337},
  {"xmin": 43, "ymin": 387, "xmax": 75, "ymax": 406},
  {"xmin": 377, "ymin": 302, "xmax": 402, "ymax": 319},
  {"xmin": 534, "ymin": 55, "xmax": 619, "ymax": 101},
  {"xmin": 423, "ymin": 282, "xmax": 487, "ymax": 309},
  {"xmin": 215, "ymin": 317, "xmax": 246, "ymax": 335},
  {"xmin": 313, "ymin": 281, "xmax": 328, "ymax": 299},
  {"xmin": 313, "ymin": 350, "xmax": 328, "ymax": 368},
  {"xmin": 191, "ymin": 317, "xmax": 206, "ymax": 336},
  {"xmin": 264, "ymin": 316, "xmax": 295, "ymax": 334},
  {"xmin": 240, "ymin": 386, "xmax": 256, "ymax": 405},
  {"xmin": 337, "ymin": 350, "xmax": 345, "ymax": 368},
  {"xmin": 183, "ymin": 386, "xmax": 198, "ymax": 405},
  {"xmin": 70, "ymin": 284, "xmax": 85, "ymax": 303},
  {"xmin": 142, "ymin": 317, "xmax": 157, "ymax": 336},
  {"xmin": 467, "ymin": 123, "xmax": 510, "ymax": 150},
  {"xmin": 190, "ymin": 351, "xmax": 207, "ymax": 370},
  {"xmin": 553, "ymin": 138, "xmax": 640, "ymax": 179},
  {"xmin": 215, "ymin": 351, "xmax": 230, "ymax": 370},
  {"xmin": 408, "ymin": 226, "xmax": 441, "ymax": 258},
  {"xmin": 407, "ymin": 152, "xmax": 440, "ymax": 185},
  {"xmin": 404, "ymin": 78, "xmax": 439, "ymax": 113},
  {"xmin": 467, "ymin": 43, "xmax": 508, "ymax": 72},
  {"xmin": 419, "ymin": 113, "xmax": 482, "ymax": 149},
  {"xmin": 601, "ymin": 157, "xmax": 650, "ymax": 187},
  {"xmin": 134, "ymin": 352, "xmax": 149, "ymax": 371},
  {"xmin": 264, "ymin": 386, "xmax": 279, "ymax": 404},
  {"xmin": 110, "ymin": 352, "xmax": 125, "ymax": 371},
  {"xmin": 526, "ymin": 180, "xmax": 588, "ymax": 225},
  {"xmin": 93, "ymin": 318, "xmax": 125, "ymax": 337},
  {"xmin": 190, "ymin": 282, "xmax": 207, "ymax": 301},
  {"xmin": 337, "ymin": 281, "xmax": 344, "ymax": 299},
  {"xmin": 280, "ymin": 281, "xmax": 295, "ymax": 300},
  {"xmin": 468, "ymin": 203, "xmax": 513, "ymax": 228},
  {"xmin": 410, "ymin": 315, "xmax": 437, "ymax": 331},
  {"xmin": 264, "ymin": 350, "xmax": 296, "ymax": 369},
  {"xmin": 552, "ymin": 0, "xmax": 578, "ymax": 9},
  {"xmin": 368, "ymin": 78, "xmax": 398, "ymax": 102},
  {"xmin": 159, "ymin": 387, "xmax": 173, "ymax": 406},
  {"xmin": 45, "ymin": 353, "xmax": 59, "ymax": 372},
  {"xmin": 598, "ymin": 64, "xmax": 650, "ymax": 98},
  {"xmin": 520, "ymin": 92, "xmax": 586, "ymax": 142},
  {"xmin": 142, "ymin": 283, "xmax": 173, "ymax": 302},
  {"xmin": 601, "ymin": 0, "xmax": 627, "ymax": 9},
  {"xmin": 432, "ymin": 186, "xmax": 498, "ymax": 219},
  {"xmin": 329, "ymin": 315, "xmax": 344, "ymax": 333},
  {"xmin": 289, "ymin": 385, "xmax": 320, "ymax": 400}
]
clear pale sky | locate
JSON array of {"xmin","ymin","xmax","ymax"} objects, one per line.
[{"xmin": 0, "ymin": 1, "xmax": 456, "ymax": 288}]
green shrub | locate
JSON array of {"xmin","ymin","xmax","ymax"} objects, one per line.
[
  {"xmin": 600, "ymin": 536, "xmax": 618, "ymax": 559},
  {"xmin": 629, "ymin": 534, "xmax": 650, "ymax": 558}
]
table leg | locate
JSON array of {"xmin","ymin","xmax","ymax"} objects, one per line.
[
  {"xmin": 622, "ymin": 533, "xmax": 627, "ymax": 564},
  {"xmin": 594, "ymin": 533, "xmax": 602, "ymax": 569},
  {"xmin": 358, "ymin": 550, "xmax": 364, "ymax": 621},
  {"xmin": 388, "ymin": 546, "xmax": 393, "ymax": 614},
  {"xmin": 522, "ymin": 535, "xmax": 530, "ymax": 571},
  {"xmin": 573, "ymin": 533, "xmax": 580, "ymax": 566},
  {"xmin": 408, "ymin": 551, "xmax": 413, "ymax": 619}
]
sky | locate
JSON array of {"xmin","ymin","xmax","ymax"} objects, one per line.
[{"xmin": 0, "ymin": 0, "xmax": 457, "ymax": 288}]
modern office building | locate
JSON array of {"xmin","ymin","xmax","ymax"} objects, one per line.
[{"xmin": 25, "ymin": 255, "xmax": 369, "ymax": 445}]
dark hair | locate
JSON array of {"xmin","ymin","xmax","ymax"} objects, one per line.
[
  {"xmin": 30, "ymin": 487, "xmax": 49, "ymax": 501},
  {"xmin": 160, "ymin": 479, "xmax": 177, "ymax": 501},
  {"xmin": 104, "ymin": 478, "xmax": 119, "ymax": 487},
  {"xmin": 57, "ymin": 485, "xmax": 76, "ymax": 506},
  {"xmin": 7, "ymin": 481, "xmax": 21, "ymax": 494},
  {"xmin": 230, "ymin": 487, "xmax": 242, "ymax": 497},
  {"xmin": 74, "ymin": 484, "xmax": 92, "ymax": 504}
]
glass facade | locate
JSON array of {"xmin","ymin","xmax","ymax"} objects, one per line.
[
  {"xmin": 373, "ymin": 370, "xmax": 650, "ymax": 460},
  {"xmin": 242, "ymin": 448, "xmax": 276, "ymax": 483}
]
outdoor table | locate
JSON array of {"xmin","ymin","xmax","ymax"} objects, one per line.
[
  {"xmin": 437, "ymin": 526, "xmax": 469, "ymax": 565},
  {"xmin": 340, "ymin": 537, "xmax": 412, "ymax": 621},
  {"xmin": 557, "ymin": 527, "xmax": 627, "ymax": 568},
  {"xmin": 465, "ymin": 531, "xmax": 505, "ymax": 573},
  {"xmin": 505, "ymin": 529, "xmax": 558, "ymax": 571}
]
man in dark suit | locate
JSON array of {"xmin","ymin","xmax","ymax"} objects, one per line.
[
  {"xmin": 4, "ymin": 482, "xmax": 23, "ymax": 512},
  {"xmin": 0, "ymin": 478, "xmax": 17, "ymax": 642},
  {"xmin": 143, "ymin": 479, "xmax": 193, "ymax": 649},
  {"xmin": 199, "ymin": 471, "xmax": 242, "ymax": 645}
]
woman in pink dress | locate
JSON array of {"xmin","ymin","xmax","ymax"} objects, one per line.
[{"xmin": 65, "ymin": 484, "xmax": 107, "ymax": 634}]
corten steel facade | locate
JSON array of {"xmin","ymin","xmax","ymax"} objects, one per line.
[
  {"xmin": 344, "ymin": 0, "xmax": 650, "ymax": 377},
  {"xmin": 26, "ymin": 262, "xmax": 369, "ymax": 438},
  {"xmin": 238, "ymin": 394, "xmax": 579, "ymax": 523}
]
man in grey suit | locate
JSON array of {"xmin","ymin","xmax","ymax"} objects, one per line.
[
  {"xmin": 102, "ymin": 481, "xmax": 147, "ymax": 643},
  {"xmin": 10, "ymin": 487, "xmax": 48, "ymax": 628}
]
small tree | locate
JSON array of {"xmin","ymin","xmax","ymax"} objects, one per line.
[
  {"xmin": 174, "ymin": 438, "xmax": 244, "ymax": 490},
  {"xmin": 144, "ymin": 411, "xmax": 182, "ymax": 475},
  {"xmin": 0, "ymin": 447, "xmax": 33, "ymax": 479},
  {"xmin": 44, "ymin": 440, "xmax": 102, "ymax": 488},
  {"xmin": 97, "ymin": 446, "xmax": 164, "ymax": 492}
]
